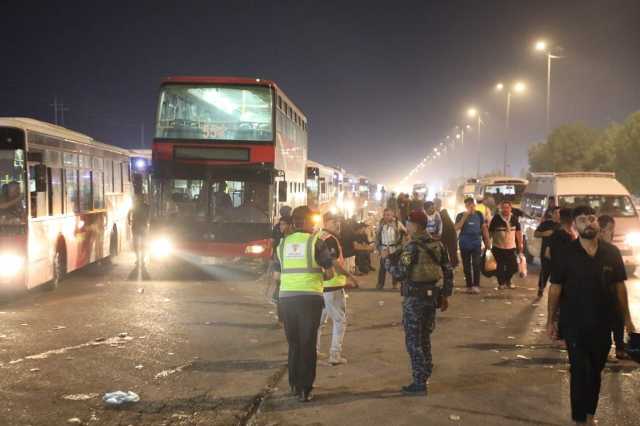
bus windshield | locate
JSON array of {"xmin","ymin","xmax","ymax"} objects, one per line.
[
  {"xmin": 155, "ymin": 84, "xmax": 273, "ymax": 142},
  {"xmin": 559, "ymin": 195, "xmax": 637, "ymax": 218},
  {"xmin": 484, "ymin": 183, "xmax": 526, "ymax": 205},
  {"xmin": 0, "ymin": 149, "xmax": 27, "ymax": 226},
  {"xmin": 159, "ymin": 178, "xmax": 271, "ymax": 224}
]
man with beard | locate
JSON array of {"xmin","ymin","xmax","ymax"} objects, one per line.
[
  {"xmin": 548, "ymin": 206, "xmax": 636, "ymax": 425},
  {"xmin": 488, "ymin": 200, "xmax": 523, "ymax": 289}
]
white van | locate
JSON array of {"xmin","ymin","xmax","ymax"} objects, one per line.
[{"xmin": 521, "ymin": 172, "xmax": 640, "ymax": 271}]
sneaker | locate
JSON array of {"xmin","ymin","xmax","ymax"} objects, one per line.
[
  {"xmin": 498, "ymin": 284, "xmax": 507, "ymax": 290},
  {"xmin": 507, "ymin": 282, "xmax": 515, "ymax": 289},
  {"xmin": 537, "ymin": 289, "xmax": 544, "ymax": 298},
  {"xmin": 472, "ymin": 286, "xmax": 481, "ymax": 294},
  {"xmin": 401, "ymin": 382, "xmax": 427, "ymax": 396},
  {"xmin": 298, "ymin": 388, "xmax": 313, "ymax": 402},
  {"xmin": 329, "ymin": 352, "xmax": 348, "ymax": 365},
  {"xmin": 317, "ymin": 350, "xmax": 327, "ymax": 358}
]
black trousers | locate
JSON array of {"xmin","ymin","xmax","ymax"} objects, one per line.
[
  {"xmin": 612, "ymin": 315, "xmax": 625, "ymax": 351},
  {"xmin": 566, "ymin": 333, "xmax": 611, "ymax": 423},
  {"xmin": 279, "ymin": 295, "xmax": 324, "ymax": 392},
  {"xmin": 377, "ymin": 256, "xmax": 398, "ymax": 288},
  {"xmin": 538, "ymin": 257, "xmax": 552, "ymax": 291},
  {"xmin": 492, "ymin": 247, "xmax": 517, "ymax": 285},
  {"xmin": 460, "ymin": 247, "xmax": 482, "ymax": 288}
]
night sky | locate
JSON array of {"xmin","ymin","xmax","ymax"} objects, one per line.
[{"xmin": 2, "ymin": 0, "xmax": 639, "ymax": 188}]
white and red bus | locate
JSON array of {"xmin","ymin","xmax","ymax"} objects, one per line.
[
  {"xmin": 0, "ymin": 118, "xmax": 133, "ymax": 291},
  {"xmin": 151, "ymin": 76, "xmax": 308, "ymax": 264}
]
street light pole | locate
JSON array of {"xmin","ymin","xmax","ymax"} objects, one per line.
[
  {"xmin": 475, "ymin": 115, "xmax": 482, "ymax": 177},
  {"xmin": 546, "ymin": 53, "xmax": 551, "ymax": 134},
  {"xmin": 503, "ymin": 91, "xmax": 511, "ymax": 175}
]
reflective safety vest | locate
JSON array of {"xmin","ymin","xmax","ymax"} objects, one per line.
[
  {"xmin": 277, "ymin": 232, "xmax": 324, "ymax": 294},
  {"xmin": 319, "ymin": 230, "xmax": 347, "ymax": 288}
]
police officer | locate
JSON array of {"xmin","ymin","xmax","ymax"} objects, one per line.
[
  {"xmin": 274, "ymin": 206, "xmax": 336, "ymax": 402},
  {"xmin": 317, "ymin": 212, "xmax": 359, "ymax": 365},
  {"xmin": 391, "ymin": 209, "xmax": 454, "ymax": 396}
]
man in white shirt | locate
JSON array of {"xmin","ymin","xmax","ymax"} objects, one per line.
[
  {"xmin": 376, "ymin": 208, "xmax": 407, "ymax": 289},
  {"xmin": 423, "ymin": 201, "xmax": 442, "ymax": 241}
]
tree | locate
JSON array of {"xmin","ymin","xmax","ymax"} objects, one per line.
[
  {"xmin": 528, "ymin": 123, "xmax": 612, "ymax": 173},
  {"xmin": 612, "ymin": 111, "xmax": 640, "ymax": 193}
]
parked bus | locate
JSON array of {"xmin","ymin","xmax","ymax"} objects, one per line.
[
  {"xmin": 151, "ymin": 76, "xmax": 307, "ymax": 264},
  {"xmin": 0, "ymin": 118, "xmax": 132, "ymax": 291}
]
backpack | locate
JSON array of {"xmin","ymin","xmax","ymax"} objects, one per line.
[{"xmin": 408, "ymin": 240, "xmax": 443, "ymax": 283}]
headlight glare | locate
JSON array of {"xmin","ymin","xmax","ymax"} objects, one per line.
[
  {"xmin": 245, "ymin": 244, "xmax": 266, "ymax": 255},
  {"xmin": 625, "ymin": 232, "xmax": 640, "ymax": 247},
  {"xmin": 150, "ymin": 237, "xmax": 173, "ymax": 259},
  {"xmin": 0, "ymin": 254, "xmax": 24, "ymax": 277}
]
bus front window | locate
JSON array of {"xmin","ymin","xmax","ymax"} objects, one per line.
[{"xmin": 0, "ymin": 150, "xmax": 26, "ymax": 226}]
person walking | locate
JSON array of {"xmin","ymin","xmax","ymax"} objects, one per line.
[
  {"xmin": 434, "ymin": 198, "xmax": 459, "ymax": 269},
  {"xmin": 534, "ymin": 206, "xmax": 561, "ymax": 297},
  {"xmin": 423, "ymin": 201, "xmax": 442, "ymax": 241},
  {"xmin": 455, "ymin": 197, "xmax": 491, "ymax": 294},
  {"xmin": 375, "ymin": 208, "xmax": 406, "ymax": 289},
  {"xmin": 548, "ymin": 206, "xmax": 636, "ymax": 425},
  {"xmin": 488, "ymin": 200, "xmax": 523, "ymax": 290},
  {"xmin": 397, "ymin": 193, "xmax": 410, "ymax": 225},
  {"xmin": 129, "ymin": 194, "xmax": 150, "ymax": 268},
  {"xmin": 390, "ymin": 210, "xmax": 454, "ymax": 396},
  {"xmin": 274, "ymin": 206, "xmax": 336, "ymax": 402},
  {"xmin": 386, "ymin": 192, "xmax": 398, "ymax": 216},
  {"xmin": 317, "ymin": 213, "xmax": 360, "ymax": 365},
  {"xmin": 598, "ymin": 215, "xmax": 629, "ymax": 360}
]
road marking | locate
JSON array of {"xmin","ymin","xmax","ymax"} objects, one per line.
[{"xmin": 7, "ymin": 335, "xmax": 134, "ymax": 365}]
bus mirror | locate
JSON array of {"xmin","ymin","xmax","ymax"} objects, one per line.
[
  {"xmin": 35, "ymin": 164, "xmax": 47, "ymax": 192},
  {"xmin": 279, "ymin": 181, "xmax": 287, "ymax": 202}
]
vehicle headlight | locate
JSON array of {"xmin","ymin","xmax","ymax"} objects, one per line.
[
  {"xmin": 245, "ymin": 244, "xmax": 266, "ymax": 255},
  {"xmin": 0, "ymin": 254, "xmax": 24, "ymax": 277},
  {"xmin": 149, "ymin": 237, "xmax": 173, "ymax": 259},
  {"xmin": 625, "ymin": 232, "xmax": 640, "ymax": 247}
]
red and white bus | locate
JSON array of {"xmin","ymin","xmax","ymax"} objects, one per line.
[
  {"xmin": 0, "ymin": 118, "xmax": 133, "ymax": 291},
  {"xmin": 151, "ymin": 76, "xmax": 308, "ymax": 264}
]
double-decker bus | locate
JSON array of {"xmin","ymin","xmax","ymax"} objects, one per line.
[
  {"xmin": 0, "ymin": 118, "xmax": 132, "ymax": 291},
  {"xmin": 151, "ymin": 76, "xmax": 307, "ymax": 264}
]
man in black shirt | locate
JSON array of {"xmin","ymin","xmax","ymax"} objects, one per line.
[
  {"xmin": 534, "ymin": 206, "xmax": 560, "ymax": 297},
  {"xmin": 548, "ymin": 206, "xmax": 636, "ymax": 425}
]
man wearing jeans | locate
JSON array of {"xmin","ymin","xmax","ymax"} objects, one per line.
[
  {"xmin": 317, "ymin": 213, "xmax": 359, "ymax": 365},
  {"xmin": 455, "ymin": 198, "xmax": 490, "ymax": 294}
]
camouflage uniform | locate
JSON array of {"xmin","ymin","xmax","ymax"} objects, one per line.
[{"xmin": 390, "ymin": 230, "xmax": 454, "ymax": 385}]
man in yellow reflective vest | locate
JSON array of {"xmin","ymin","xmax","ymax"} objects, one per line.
[
  {"xmin": 274, "ymin": 206, "xmax": 336, "ymax": 402},
  {"xmin": 317, "ymin": 212, "xmax": 360, "ymax": 366}
]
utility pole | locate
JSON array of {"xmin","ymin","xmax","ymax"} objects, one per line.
[
  {"xmin": 50, "ymin": 96, "xmax": 69, "ymax": 126},
  {"xmin": 50, "ymin": 97, "xmax": 59, "ymax": 125}
]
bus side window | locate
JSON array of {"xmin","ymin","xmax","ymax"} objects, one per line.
[
  {"xmin": 65, "ymin": 169, "xmax": 78, "ymax": 213},
  {"xmin": 49, "ymin": 168, "xmax": 63, "ymax": 215},
  {"xmin": 29, "ymin": 165, "xmax": 48, "ymax": 218},
  {"xmin": 93, "ymin": 170, "xmax": 104, "ymax": 209}
]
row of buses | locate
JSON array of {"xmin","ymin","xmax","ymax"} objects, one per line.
[{"xmin": 0, "ymin": 76, "xmax": 378, "ymax": 291}]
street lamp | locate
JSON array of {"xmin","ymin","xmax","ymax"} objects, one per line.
[
  {"xmin": 534, "ymin": 38, "xmax": 562, "ymax": 134},
  {"xmin": 495, "ymin": 81, "xmax": 527, "ymax": 175}
]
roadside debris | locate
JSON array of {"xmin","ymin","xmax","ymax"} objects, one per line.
[
  {"xmin": 53, "ymin": 325, "xmax": 67, "ymax": 330},
  {"xmin": 134, "ymin": 364, "xmax": 144, "ymax": 370},
  {"xmin": 449, "ymin": 414, "xmax": 461, "ymax": 421},
  {"xmin": 67, "ymin": 418, "xmax": 82, "ymax": 424},
  {"xmin": 378, "ymin": 301, "xmax": 385, "ymax": 307},
  {"xmin": 103, "ymin": 391, "xmax": 140, "ymax": 405},
  {"xmin": 30, "ymin": 368, "xmax": 40, "ymax": 372},
  {"xmin": 516, "ymin": 355, "xmax": 531, "ymax": 360},
  {"xmin": 63, "ymin": 393, "xmax": 99, "ymax": 401}
]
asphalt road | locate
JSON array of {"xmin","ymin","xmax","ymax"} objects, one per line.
[{"xmin": 1, "ymin": 253, "xmax": 639, "ymax": 426}]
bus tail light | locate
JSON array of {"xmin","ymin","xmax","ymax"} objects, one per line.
[{"xmin": 245, "ymin": 244, "xmax": 266, "ymax": 255}]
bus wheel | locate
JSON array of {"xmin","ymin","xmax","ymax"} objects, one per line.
[{"xmin": 47, "ymin": 249, "xmax": 66, "ymax": 291}]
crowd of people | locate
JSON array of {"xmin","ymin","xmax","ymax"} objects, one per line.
[{"xmin": 268, "ymin": 194, "xmax": 638, "ymax": 425}]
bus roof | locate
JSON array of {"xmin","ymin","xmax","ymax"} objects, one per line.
[
  {"xmin": 161, "ymin": 76, "xmax": 307, "ymax": 122},
  {"xmin": 0, "ymin": 117, "xmax": 131, "ymax": 156}
]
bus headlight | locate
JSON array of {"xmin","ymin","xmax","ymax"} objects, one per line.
[
  {"xmin": 0, "ymin": 254, "xmax": 24, "ymax": 277},
  {"xmin": 625, "ymin": 232, "xmax": 640, "ymax": 247},
  {"xmin": 245, "ymin": 244, "xmax": 266, "ymax": 255},
  {"xmin": 150, "ymin": 237, "xmax": 173, "ymax": 259}
]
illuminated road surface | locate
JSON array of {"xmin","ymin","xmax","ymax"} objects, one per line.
[{"xmin": 1, "ymin": 255, "xmax": 639, "ymax": 425}]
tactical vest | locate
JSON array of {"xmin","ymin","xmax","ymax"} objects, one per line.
[
  {"xmin": 319, "ymin": 230, "xmax": 347, "ymax": 288},
  {"xmin": 409, "ymin": 240, "xmax": 443, "ymax": 283},
  {"xmin": 278, "ymin": 232, "xmax": 323, "ymax": 294}
]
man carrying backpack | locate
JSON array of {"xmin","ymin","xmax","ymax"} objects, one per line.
[
  {"xmin": 376, "ymin": 208, "xmax": 407, "ymax": 289},
  {"xmin": 390, "ymin": 210, "xmax": 454, "ymax": 396}
]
